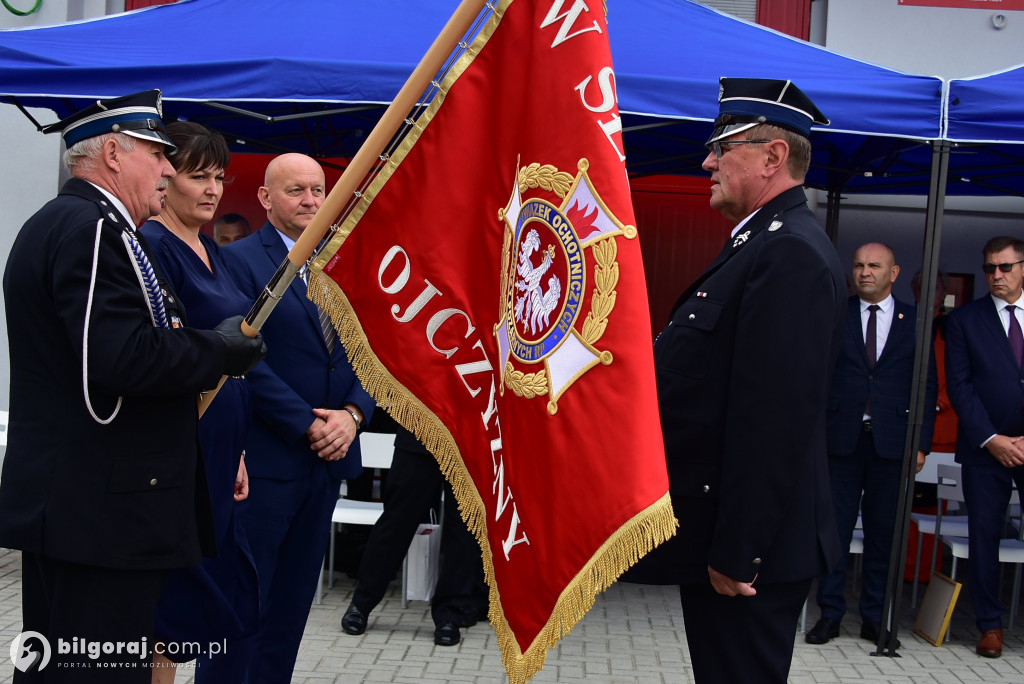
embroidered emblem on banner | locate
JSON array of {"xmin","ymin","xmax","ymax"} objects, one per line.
[{"xmin": 494, "ymin": 159, "xmax": 636, "ymax": 415}]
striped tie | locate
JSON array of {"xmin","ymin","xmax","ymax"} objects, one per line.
[
  {"xmin": 304, "ymin": 269, "xmax": 336, "ymax": 354},
  {"xmin": 318, "ymin": 303, "xmax": 337, "ymax": 354},
  {"xmin": 127, "ymin": 232, "xmax": 169, "ymax": 328}
]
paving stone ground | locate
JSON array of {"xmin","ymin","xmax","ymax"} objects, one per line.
[{"xmin": 1, "ymin": 546, "xmax": 1021, "ymax": 683}]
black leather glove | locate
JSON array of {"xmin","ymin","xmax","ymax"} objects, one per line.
[{"xmin": 213, "ymin": 315, "xmax": 267, "ymax": 376}]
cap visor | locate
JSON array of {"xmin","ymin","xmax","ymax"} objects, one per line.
[
  {"xmin": 123, "ymin": 128, "xmax": 177, "ymax": 152},
  {"xmin": 706, "ymin": 122, "xmax": 759, "ymax": 146}
]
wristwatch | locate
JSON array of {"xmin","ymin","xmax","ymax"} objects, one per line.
[{"xmin": 343, "ymin": 407, "xmax": 363, "ymax": 434}]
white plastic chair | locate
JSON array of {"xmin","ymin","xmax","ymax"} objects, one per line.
[
  {"xmin": 316, "ymin": 431, "xmax": 396, "ymax": 604},
  {"xmin": 910, "ymin": 453, "xmax": 969, "ymax": 607}
]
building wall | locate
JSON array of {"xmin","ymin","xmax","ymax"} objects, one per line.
[
  {"xmin": 823, "ymin": 0, "xmax": 1024, "ymax": 78},
  {"xmin": 700, "ymin": 0, "xmax": 758, "ymax": 22},
  {"xmin": 0, "ymin": 1, "xmax": 122, "ymax": 455}
]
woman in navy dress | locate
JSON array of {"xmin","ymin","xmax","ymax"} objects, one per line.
[{"xmin": 140, "ymin": 122, "xmax": 257, "ymax": 683}]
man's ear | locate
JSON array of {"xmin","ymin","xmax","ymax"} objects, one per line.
[
  {"xmin": 763, "ymin": 139, "xmax": 789, "ymax": 178},
  {"xmin": 257, "ymin": 186, "xmax": 272, "ymax": 211},
  {"xmin": 102, "ymin": 138, "xmax": 121, "ymax": 171}
]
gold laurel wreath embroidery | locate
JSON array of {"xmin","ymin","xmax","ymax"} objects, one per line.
[
  {"xmin": 517, "ymin": 163, "xmax": 574, "ymax": 199},
  {"xmin": 581, "ymin": 237, "xmax": 618, "ymax": 345},
  {"xmin": 504, "ymin": 363, "xmax": 549, "ymax": 398},
  {"xmin": 499, "ymin": 226, "xmax": 513, "ymax": 320}
]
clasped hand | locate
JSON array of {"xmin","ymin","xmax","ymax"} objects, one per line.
[
  {"xmin": 987, "ymin": 434, "xmax": 1024, "ymax": 468},
  {"xmin": 306, "ymin": 407, "xmax": 357, "ymax": 461}
]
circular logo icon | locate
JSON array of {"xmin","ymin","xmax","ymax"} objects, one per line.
[
  {"xmin": 507, "ymin": 198, "xmax": 585, "ymax": 363},
  {"xmin": 10, "ymin": 631, "xmax": 51, "ymax": 673}
]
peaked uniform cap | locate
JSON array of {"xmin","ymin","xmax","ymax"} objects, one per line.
[
  {"xmin": 41, "ymin": 89, "xmax": 176, "ymax": 151},
  {"xmin": 707, "ymin": 77, "xmax": 829, "ymax": 145}
]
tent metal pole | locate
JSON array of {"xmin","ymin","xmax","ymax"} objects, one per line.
[
  {"xmin": 875, "ymin": 139, "xmax": 950, "ymax": 656},
  {"xmin": 825, "ymin": 189, "xmax": 841, "ymax": 244}
]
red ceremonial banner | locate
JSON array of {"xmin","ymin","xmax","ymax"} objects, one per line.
[
  {"xmin": 308, "ymin": 1, "xmax": 674, "ymax": 681},
  {"xmin": 899, "ymin": 0, "xmax": 1024, "ymax": 9}
]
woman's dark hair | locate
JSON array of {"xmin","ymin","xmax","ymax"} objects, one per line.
[{"xmin": 165, "ymin": 121, "xmax": 230, "ymax": 173}]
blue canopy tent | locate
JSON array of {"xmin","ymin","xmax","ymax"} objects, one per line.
[
  {"xmin": 0, "ymin": 0, "xmax": 947, "ymax": 196},
  {"xmin": 945, "ymin": 64, "xmax": 1024, "ymax": 196}
]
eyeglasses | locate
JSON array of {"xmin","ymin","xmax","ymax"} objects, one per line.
[
  {"xmin": 705, "ymin": 139, "xmax": 771, "ymax": 158},
  {"xmin": 978, "ymin": 260, "xmax": 1019, "ymax": 274},
  {"xmin": 974, "ymin": 259, "xmax": 1024, "ymax": 274}
]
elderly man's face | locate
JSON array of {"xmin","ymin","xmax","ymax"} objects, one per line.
[
  {"xmin": 119, "ymin": 138, "xmax": 176, "ymax": 226},
  {"xmin": 259, "ymin": 154, "xmax": 325, "ymax": 241},
  {"xmin": 701, "ymin": 134, "xmax": 770, "ymax": 223}
]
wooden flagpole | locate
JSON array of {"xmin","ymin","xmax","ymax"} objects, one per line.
[{"xmin": 199, "ymin": 0, "xmax": 488, "ymax": 417}]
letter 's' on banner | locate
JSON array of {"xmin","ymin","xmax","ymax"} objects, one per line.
[{"xmin": 307, "ymin": 1, "xmax": 674, "ymax": 681}]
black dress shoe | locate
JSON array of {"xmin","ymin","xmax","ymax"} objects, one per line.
[
  {"xmin": 341, "ymin": 603, "xmax": 368, "ymax": 635},
  {"xmin": 434, "ymin": 621, "xmax": 461, "ymax": 646},
  {"xmin": 860, "ymin": 623, "xmax": 900, "ymax": 648},
  {"xmin": 805, "ymin": 617, "xmax": 840, "ymax": 644}
]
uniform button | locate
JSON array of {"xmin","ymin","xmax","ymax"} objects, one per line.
[
  {"xmin": 689, "ymin": 314, "xmax": 696, "ymax": 320},
  {"xmin": 752, "ymin": 557, "xmax": 762, "ymax": 565},
  {"xmin": 702, "ymin": 485, "xmax": 710, "ymax": 493},
  {"xmin": 329, "ymin": 365, "xmax": 336, "ymax": 371},
  {"xmin": 149, "ymin": 478, "xmax": 158, "ymax": 486}
]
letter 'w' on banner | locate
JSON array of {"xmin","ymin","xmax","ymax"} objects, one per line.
[{"xmin": 306, "ymin": 1, "xmax": 674, "ymax": 681}]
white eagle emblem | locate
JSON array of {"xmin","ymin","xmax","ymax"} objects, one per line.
[{"xmin": 514, "ymin": 229, "xmax": 562, "ymax": 336}]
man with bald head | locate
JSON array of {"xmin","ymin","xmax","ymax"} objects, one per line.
[
  {"xmin": 222, "ymin": 153, "xmax": 374, "ymax": 683},
  {"xmin": 806, "ymin": 242, "xmax": 936, "ymax": 648}
]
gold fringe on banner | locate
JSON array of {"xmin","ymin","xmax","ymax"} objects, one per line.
[{"xmin": 309, "ymin": 267, "xmax": 676, "ymax": 684}]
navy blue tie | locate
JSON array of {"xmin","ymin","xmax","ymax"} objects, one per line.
[
  {"xmin": 866, "ymin": 304, "xmax": 879, "ymax": 369},
  {"xmin": 865, "ymin": 304, "xmax": 879, "ymax": 418},
  {"xmin": 1007, "ymin": 305, "xmax": 1023, "ymax": 368}
]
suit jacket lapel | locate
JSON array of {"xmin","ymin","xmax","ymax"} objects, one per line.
[
  {"xmin": 981, "ymin": 296, "xmax": 1019, "ymax": 368},
  {"xmin": 876, "ymin": 300, "xmax": 907, "ymax": 366},
  {"xmin": 260, "ymin": 224, "xmax": 327, "ymax": 349},
  {"xmin": 848, "ymin": 299, "xmax": 870, "ymax": 367}
]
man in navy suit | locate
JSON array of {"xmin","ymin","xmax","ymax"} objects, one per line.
[
  {"xmin": 222, "ymin": 153, "xmax": 375, "ymax": 683},
  {"xmin": 946, "ymin": 235, "xmax": 1024, "ymax": 659},
  {"xmin": 806, "ymin": 242, "xmax": 936, "ymax": 647},
  {"xmin": 641, "ymin": 78, "xmax": 846, "ymax": 684}
]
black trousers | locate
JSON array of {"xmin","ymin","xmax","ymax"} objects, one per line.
[
  {"xmin": 679, "ymin": 577, "xmax": 810, "ymax": 684},
  {"xmin": 17, "ymin": 551, "xmax": 167, "ymax": 684},
  {"xmin": 352, "ymin": 442, "xmax": 487, "ymax": 626}
]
